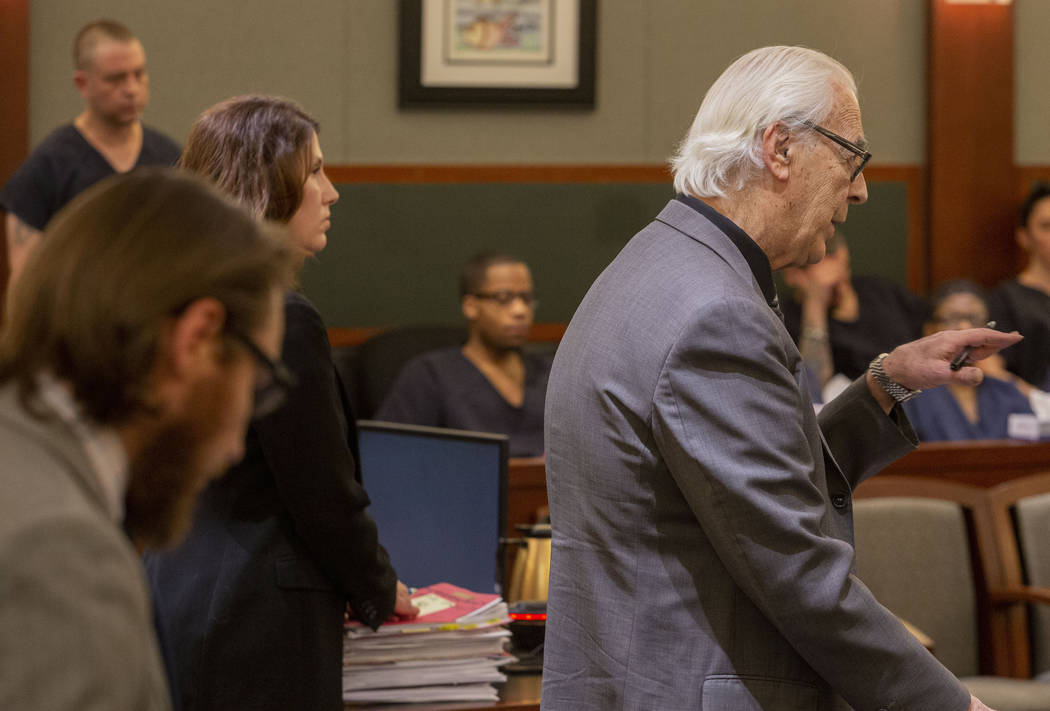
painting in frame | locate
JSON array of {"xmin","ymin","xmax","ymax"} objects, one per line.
[{"xmin": 399, "ymin": 0, "xmax": 597, "ymax": 108}]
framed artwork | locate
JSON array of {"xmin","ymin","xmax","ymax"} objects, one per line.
[{"xmin": 399, "ymin": 0, "xmax": 597, "ymax": 108}]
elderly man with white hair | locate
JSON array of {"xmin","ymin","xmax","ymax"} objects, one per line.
[{"xmin": 541, "ymin": 46, "xmax": 1022, "ymax": 711}]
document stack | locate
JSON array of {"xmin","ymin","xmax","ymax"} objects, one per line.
[{"xmin": 342, "ymin": 582, "xmax": 514, "ymax": 705}]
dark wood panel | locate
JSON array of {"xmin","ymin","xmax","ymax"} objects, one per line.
[
  {"xmin": 506, "ymin": 457, "xmax": 548, "ymax": 540},
  {"xmin": 0, "ymin": 0, "xmax": 29, "ymax": 311},
  {"xmin": 927, "ymin": 0, "xmax": 1015, "ymax": 289},
  {"xmin": 0, "ymin": 0, "xmax": 29, "ymax": 182}
]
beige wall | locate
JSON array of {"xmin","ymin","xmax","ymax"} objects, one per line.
[
  {"xmin": 1015, "ymin": 0, "xmax": 1050, "ymax": 165},
  {"xmin": 30, "ymin": 0, "xmax": 927, "ymax": 164}
]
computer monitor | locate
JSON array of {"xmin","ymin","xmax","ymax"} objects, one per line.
[{"xmin": 357, "ymin": 420, "xmax": 508, "ymax": 594}]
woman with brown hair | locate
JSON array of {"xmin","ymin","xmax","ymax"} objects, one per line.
[{"xmin": 145, "ymin": 96, "xmax": 416, "ymax": 711}]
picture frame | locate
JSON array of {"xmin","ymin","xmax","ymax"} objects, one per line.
[{"xmin": 399, "ymin": 0, "xmax": 597, "ymax": 108}]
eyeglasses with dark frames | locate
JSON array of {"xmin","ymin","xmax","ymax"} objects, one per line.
[
  {"xmin": 803, "ymin": 120, "xmax": 872, "ymax": 182},
  {"xmin": 471, "ymin": 290, "xmax": 538, "ymax": 308},
  {"xmin": 227, "ymin": 329, "xmax": 296, "ymax": 418}
]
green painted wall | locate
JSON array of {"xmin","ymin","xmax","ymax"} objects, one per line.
[{"xmin": 302, "ymin": 181, "xmax": 910, "ymax": 328}]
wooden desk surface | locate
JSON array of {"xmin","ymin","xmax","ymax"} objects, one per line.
[
  {"xmin": 346, "ymin": 673, "xmax": 540, "ymax": 710},
  {"xmin": 878, "ymin": 439, "xmax": 1050, "ymax": 487}
]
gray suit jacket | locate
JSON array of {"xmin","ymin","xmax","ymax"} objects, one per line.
[
  {"xmin": 0, "ymin": 386, "xmax": 171, "ymax": 710},
  {"xmin": 541, "ymin": 200, "xmax": 970, "ymax": 711}
]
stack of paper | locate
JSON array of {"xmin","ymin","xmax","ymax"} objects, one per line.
[{"xmin": 343, "ymin": 582, "xmax": 514, "ymax": 705}]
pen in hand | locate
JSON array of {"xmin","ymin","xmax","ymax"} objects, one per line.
[{"xmin": 949, "ymin": 321, "xmax": 996, "ymax": 371}]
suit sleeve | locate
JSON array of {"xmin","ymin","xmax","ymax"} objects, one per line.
[
  {"xmin": 818, "ymin": 375, "xmax": 918, "ymax": 489},
  {"xmin": 651, "ymin": 294, "xmax": 969, "ymax": 711},
  {"xmin": 254, "ymin": 295, "xmax": 397, "ymax": 628},
  {"xmin": 0, "ymin": 512, "xmax": 170, "ymax": 710}
]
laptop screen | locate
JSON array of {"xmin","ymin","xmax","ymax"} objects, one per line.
[{"xmin": 357, "ymin": 420, "xmax": 508, "ymax": 594}]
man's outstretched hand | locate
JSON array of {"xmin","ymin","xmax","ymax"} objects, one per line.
[{"xmin": 867, "ymin": 327, "xmax": 1023, "ymax": 412}]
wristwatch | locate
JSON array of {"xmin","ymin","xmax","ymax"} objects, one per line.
[{"xmin": 868, "ymin": 353, "xmax": 921, "ymax": 403}]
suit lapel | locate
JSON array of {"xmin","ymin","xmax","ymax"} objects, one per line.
[{"xmin": 654, "ymin": 199, "xmax": 769, "ymax": 307}]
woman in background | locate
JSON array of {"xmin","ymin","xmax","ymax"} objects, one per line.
[
  {"xmin": 904, "ymin": 280, "xmax": 1033, "ymax": 441},
  {"xmin": 145, "ymin": 96, "xmax": 416, "ymax": 711},
  {"xmin": 988, "ymin": 183, "xmax": 1050, "ymax": 393}
]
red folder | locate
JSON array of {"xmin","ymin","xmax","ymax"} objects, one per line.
[{"xmin": 346, "ymin": 582, "xmax": 506, "ymax": 636}]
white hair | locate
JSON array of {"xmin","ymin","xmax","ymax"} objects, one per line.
[{"xmin": 670, "ymin": 46, "xmax": 857, "ymax": 199}]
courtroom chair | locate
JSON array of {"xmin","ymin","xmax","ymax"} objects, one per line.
[
  {"xmin": 980, "ymin": 472, "xmax": 1050, "ymax": 680},
  {"xmin": 353, "ymin": 325, "xmax": 467, "ymax": 419},
  {"xmin": 853, "ymin": 476, "xmax": 1050, "ymax": 710}
]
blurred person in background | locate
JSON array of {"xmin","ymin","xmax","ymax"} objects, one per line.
[
  {"xmin": 987, "ymin": 182, "xmax": 1050, "ymax": 393},
  {"xmin": 0, "ymin": 19, "xmax": 180, "ymax": 289},
  {"xmin": 145, "ymin": 96, "xmax": 417, "ymax": 711},
  {"xmin": 0, "ymin": 169, "xmax": 294, "ymax": 711},
  {"xmin": 781, "ymin": 231, "xmax": 925, "ymax": 403},
  {"xmin": 904, "ymin": 280, "xmax": 1033, "ymax": 441}
]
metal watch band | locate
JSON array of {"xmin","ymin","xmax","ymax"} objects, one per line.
[{"xmin": 868, "ymin": 352, "xmax": 921, "ymax": 403}]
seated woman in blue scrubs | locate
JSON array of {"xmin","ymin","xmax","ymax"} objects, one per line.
[{"xmin": 904, "ymin": 280, "xmax": 1033, "ymax": 441}]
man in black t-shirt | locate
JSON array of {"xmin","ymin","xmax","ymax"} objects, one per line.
[{"xmin": 1, "ymin": 19, "xmax": 180, "ymax": 289}]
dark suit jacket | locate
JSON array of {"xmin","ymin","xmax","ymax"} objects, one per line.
[
  {"xmin": 145, "ymin": 291, "xmax": 397, "ymax": 711},
  {"xmin": 540, "ymin": 200, "xmax": 970, "ymax": 711}
]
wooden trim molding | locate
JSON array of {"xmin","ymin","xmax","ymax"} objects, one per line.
[
  {"xmin": 325, "ymin": 164, "xmax": 673, "ymax": 184},
  {"xmin": 328, "ymin": 322, "xmax": 567, "ymax": 349},
  {"xmin": 326, "ymin": 162, "xmax": 915, "ymax": 186},
  {"xmin": 327, "ymin": 326, "xmax": 388, "ymax": 348}
]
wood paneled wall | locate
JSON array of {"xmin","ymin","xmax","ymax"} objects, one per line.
[
  {"xmin": 927, "ymin": 0, "xmax": 1017, "ymax": 288},
  {"xmin": 0, "ymin": 0, "xmax": 30, "ymax": 307}
]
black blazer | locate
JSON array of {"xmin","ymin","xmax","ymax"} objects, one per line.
[{"xmin": 145, "ymin": 291, "xmax": 397, "ymax": 711}]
